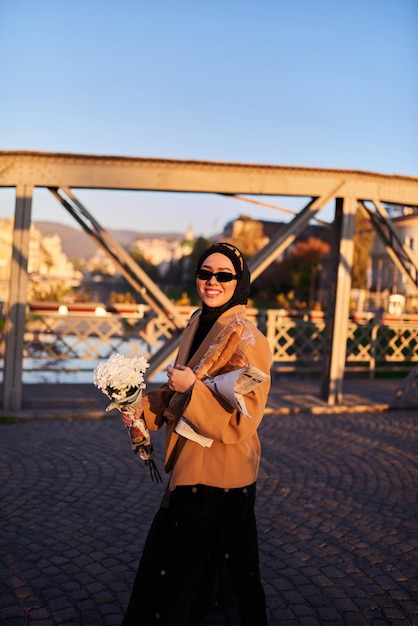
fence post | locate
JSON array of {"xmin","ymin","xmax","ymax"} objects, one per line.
[{"xmin": 369, "ymin": 314, "xmax": 380, "ymax": 379}]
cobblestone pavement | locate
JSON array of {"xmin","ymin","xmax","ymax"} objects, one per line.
[{"xmin": 0, "ymin": 409, "xmax": 417, "ymax": 626}]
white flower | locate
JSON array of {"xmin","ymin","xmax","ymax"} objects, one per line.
[{"xmin": 93, "ymin": 353, "xmax": 149, "ymax": 401}]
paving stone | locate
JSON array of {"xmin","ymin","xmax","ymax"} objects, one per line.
[
  {"xmin": 0, "ymin": 403, "xmax": 417, "ymax": 625},
  {"xmin": 0, "ymin": 605, "xmax": 25, "ymax": 619},
  {"xmin": 28, "ymin": 608, "xmax": 50, "ymax": 619}
]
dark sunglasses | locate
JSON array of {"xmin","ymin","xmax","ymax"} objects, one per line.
[{"xmin": 195, "ymin": 269, "xmax": 238, "ymax": 283}]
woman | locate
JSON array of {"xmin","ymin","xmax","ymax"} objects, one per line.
[{"xmin": 122, "ymin": 242, "xmax": 272, "ymax": 626}]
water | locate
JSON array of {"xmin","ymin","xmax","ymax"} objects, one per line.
[{"xmin": 20, "ymin": 336, "xmax": 167, "ymax": 385}]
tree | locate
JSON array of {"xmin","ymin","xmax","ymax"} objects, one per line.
[
  {"xmin": 352, "ymin": 209, "xmax": 374, "ymax": 289},
  {"xmin": 130, "ymin": 250, "xmax": 161, "ymax": 282},
  {"xmin": 185, "ymin": 237, "xmax": 213, "ymax": 286},
  {"xmin": 281, "ymin": 237, "xmax": 330, "ymax": 308},
  {"xmin": 251, "ymin": 259, "xmax": 293, "ymax": 305}
]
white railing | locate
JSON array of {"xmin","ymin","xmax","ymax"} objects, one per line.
[
  {"xmin": 266, "ymin": 309, "xmax": 418, "ymax": 375},
  {"xmin": 1, "ymin": 304, "xmax": 418, "ymax": 382}
]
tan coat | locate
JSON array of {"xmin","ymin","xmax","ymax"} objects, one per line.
[{"xmin": 142, "ymin": 305, "xmax": 272, "ymax": 490}]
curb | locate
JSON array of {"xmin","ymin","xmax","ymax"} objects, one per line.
[{"xmin": 1, "ymin": 401, "xmax": 416, "ymax": 421}]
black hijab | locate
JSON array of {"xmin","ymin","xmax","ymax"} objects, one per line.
[{"xmin": 188, "ymin": 243, "xmax": 251, "ymax": 360}]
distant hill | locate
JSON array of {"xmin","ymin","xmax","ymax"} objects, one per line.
[{"xmin": 34, "ymin": 221, "xmax": 184, "ymax": 260}]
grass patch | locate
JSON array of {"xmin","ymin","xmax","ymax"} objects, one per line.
[{"xmin": 0, "ymin": 416, "xmax": 17, "ymax": 424}]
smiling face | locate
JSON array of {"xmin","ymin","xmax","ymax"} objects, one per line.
[{"xmin": 196, "ymin": 252, "xmax": 238, "ymax": 308}]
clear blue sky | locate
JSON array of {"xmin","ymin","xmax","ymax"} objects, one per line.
[{"xmin": 0, "ymin": 0, "xmax": 417, "ymax": 236}]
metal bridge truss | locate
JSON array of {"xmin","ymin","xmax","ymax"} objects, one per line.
[
  {"xmin": 1, "ymin": 151, "xmax": 418, "ymax": 409},
  {"xmin": 359, "ymin": 199, "xmax": 418, "ymax": 291},
  {"xmin": 47, "ymin": 187, "xmax": 187, "ymax": 379}
]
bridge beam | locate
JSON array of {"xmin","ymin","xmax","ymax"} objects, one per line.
[
  {"xmin": 1, "ymin": 151, "xmax": 418, "ymax": 409},
  {"xmin": 3, "ymin": 186, "xmax": 33, "ymax": 410},
  {"xmin": 320, "ymin": 196, "xmax": 357, "ymax": 404}
]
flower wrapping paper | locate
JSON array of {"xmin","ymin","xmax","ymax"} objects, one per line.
[{"xmin": 94, "ymin": 353, "xmax": 162, "ymax": 482}]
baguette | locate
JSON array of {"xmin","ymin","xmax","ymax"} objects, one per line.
[
  {"xmin": 195, "ymin": 325, "xmax": 244, "ymax": 380},
  {"xmin": 223, "ymin": 349, "xmax": 248, "ymax": 371}
]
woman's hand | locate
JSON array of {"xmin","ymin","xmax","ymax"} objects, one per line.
[
  {"xmin": 120, "ymin": 408, "xmax": 143, "ymax": 427},
  {"xmin": 167, "ymin": 364, "xmax": 196, "ymax": 393}
]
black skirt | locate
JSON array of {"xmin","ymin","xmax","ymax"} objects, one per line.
[{"xmin": 121, "ymin": 482, "xmax": 267, "ymax": 626}]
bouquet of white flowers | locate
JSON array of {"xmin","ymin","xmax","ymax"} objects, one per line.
[{"xmin": 94, "ymin": 353, "xmax": 162, "ymax": 482}]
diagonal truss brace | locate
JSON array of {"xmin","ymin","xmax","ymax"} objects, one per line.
[
  {"xmin": 359, "ymin": 199, "xmax": 418, "ymax": 292},
  {"xmin": 219, "ymin": 193, "xmax": 331, "ymax": 227},
  {"xmin": 247, "ymin": 183, "xmax": 343, "ymax": 279},
  {"xmin": 48, "ymin": 183, "xmax": 343, "ymax": 380},
  {"xmin": 48, "ymin": 187, "xmax": 186, "ymax": 377}
]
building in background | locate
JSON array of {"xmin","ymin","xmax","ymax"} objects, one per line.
[
  {"xmin": 370, "ymin": 208, "xmax": 418, "ymax": 312},
  {"xmin": 2, "ymin": 210, "xmax": 418, "ymax": 313},
  {"xmin": 0, "ymin": 217, "xmax": 82, "ymax": 304},
  {"xmin": 130, "ymin": 227, "xmax": 194, "ymax": 276}
]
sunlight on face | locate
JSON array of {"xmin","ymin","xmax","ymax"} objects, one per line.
[{"xmin": 196, "ymin": 252, "xmax": 237, "ymax": 308}]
